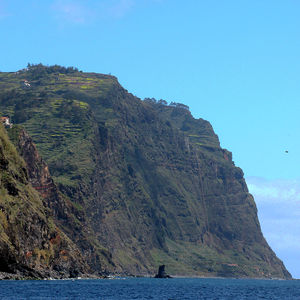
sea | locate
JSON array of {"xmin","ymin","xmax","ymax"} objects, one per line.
[{"xmin": 0, "ymin": 277, "xmax": 300, "ymax": 300}]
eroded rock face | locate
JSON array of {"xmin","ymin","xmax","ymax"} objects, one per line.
[
  {"xmin": 0, "ymin": 65, "xmax": 292, "ymax": 278},
  {"xmin": 0, "ymin": 125, "xmax": 89, "ymax": 279},
  {"xmin": 7, "ymin": 127, "xmax": 114, "ymax": 276},
  {"xmin": 17, "ymin": 129, "xmax": 65, "ymax": 216}
]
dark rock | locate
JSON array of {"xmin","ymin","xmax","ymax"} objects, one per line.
[{"xmin": 155, "ymin": 265, "xmax": 172, "ymax": 278}]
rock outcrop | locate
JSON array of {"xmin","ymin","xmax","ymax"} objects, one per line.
[{"xmin": 154, "ymin": 265, "xmax": 171, "ymax": 278}]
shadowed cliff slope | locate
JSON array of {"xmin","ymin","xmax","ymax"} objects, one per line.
[{"xmin": 0, "ymin": 64, "xmax": 291, "ymax": 278}]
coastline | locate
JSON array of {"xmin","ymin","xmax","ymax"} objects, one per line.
[{"xmin": 0, "ymin": 271, "xmax": 295, "ymax": 281}]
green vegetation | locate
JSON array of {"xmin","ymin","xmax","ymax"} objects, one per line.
[
  {"xmin": 0, "ymin": 65, "xmax": 117, "ymax": 192},
  {"xmin": 0, "ymin": 64, "xmax": 291, "ymax": 279},
  {"xmin": 0, "ymin": 124, "xmax": 87, "ymax": 277}
]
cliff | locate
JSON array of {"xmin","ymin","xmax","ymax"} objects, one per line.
[
  {"xmin": 0, "ymin": 64, "xmax": 291, "ymax": 278},
  {"xmin": 7, "ymin": 126, "xmax": 114, "ymax": 275},
  {"xmin": 0, "ymin": 124, "xmax": 89, "ymax": 279}
]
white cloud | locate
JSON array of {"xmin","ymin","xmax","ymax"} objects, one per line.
[
  {"xmin": 267, "ymin": 232, "xmax": 300, "ymax": 250},
  {"xmin": 0, "ymin": 0, "xmax": 10, "ymax": 19},
  {"xmin": 247, "ymin": 183, "xmax": 279, "ymax": 199},
  {"xmin": 108, "ymin": 0, "xmax": 135, "ymax": 18},
  {"xmin": 52, "ymin": 0, "xmax": 93, "ymax": 24},
  {"xmin": 51, "ymin": 0, "xmax": 134, "ymax": 25},
  {"xmin": 247, "ymin": 177, "xmax": 300, "ymax": 204},
  {"xmin": 246, "ymin": 176, "xmax": 300, "ymax": 278},
  {"xmin": 51, "ymin": 0, "xmax": 162, "ymax": 25}
]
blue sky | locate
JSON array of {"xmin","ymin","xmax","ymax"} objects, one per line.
[{"xmin": 1, "ymin": 0, "xmax": 299, "ymax": 278}]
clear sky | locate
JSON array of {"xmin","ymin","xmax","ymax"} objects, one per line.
[{"xmin": 1, "ymin": 0, "xmax": 299, "ymax": 278}]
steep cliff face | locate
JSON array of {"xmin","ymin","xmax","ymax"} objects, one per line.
[
  {"xmin": 8, "ymin": 126, "xmax": 65, "ymax": 216},
  {"xmin": 0, "ymin": 65, "xmax": 291, "ymax": 278},
  {"xmin": 7, "ymin": 126, "xmax": 114, "ymax": 275},
  {"xmin": 0, "ymin": 124, "xmax": 89, "ymax": 279}
]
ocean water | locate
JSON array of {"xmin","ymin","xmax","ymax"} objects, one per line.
[{"xmin": 0, "ymin": 277, "xmax": 299, "ymax": 300}]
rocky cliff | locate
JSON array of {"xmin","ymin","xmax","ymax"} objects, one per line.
[
  {"xmin": 0, "ymin": 124, "xmax": 89, "ymax": 279},
  {"xmin": 0, "ymin": 64, "xmax": 292, "ymax": 278},
  {"xmin": 7, "ymin": 126, "xmax": 114, "ymax": 275}
]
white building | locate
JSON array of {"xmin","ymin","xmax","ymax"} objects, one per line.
[{"xmin": 1, "ymin": 117, "xmax": 13, "ymax": 128}]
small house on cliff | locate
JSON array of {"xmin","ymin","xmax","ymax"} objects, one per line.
[
  {"xmin": 23, "ymin": 80, "xmax": 31, "ymax": 87},
  {"xmin": 1, "ymin": 117, "xmax": 13, "ymax": 128}
]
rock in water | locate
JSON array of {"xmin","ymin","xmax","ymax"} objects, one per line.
[{"xmin": 155, "ymin": 265, "xmax": 171, "ymax": 278}]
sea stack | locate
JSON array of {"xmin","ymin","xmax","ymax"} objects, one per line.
[{"xmin": 155, "ymin": 265, "xmax": 172, "ymax": 278}]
